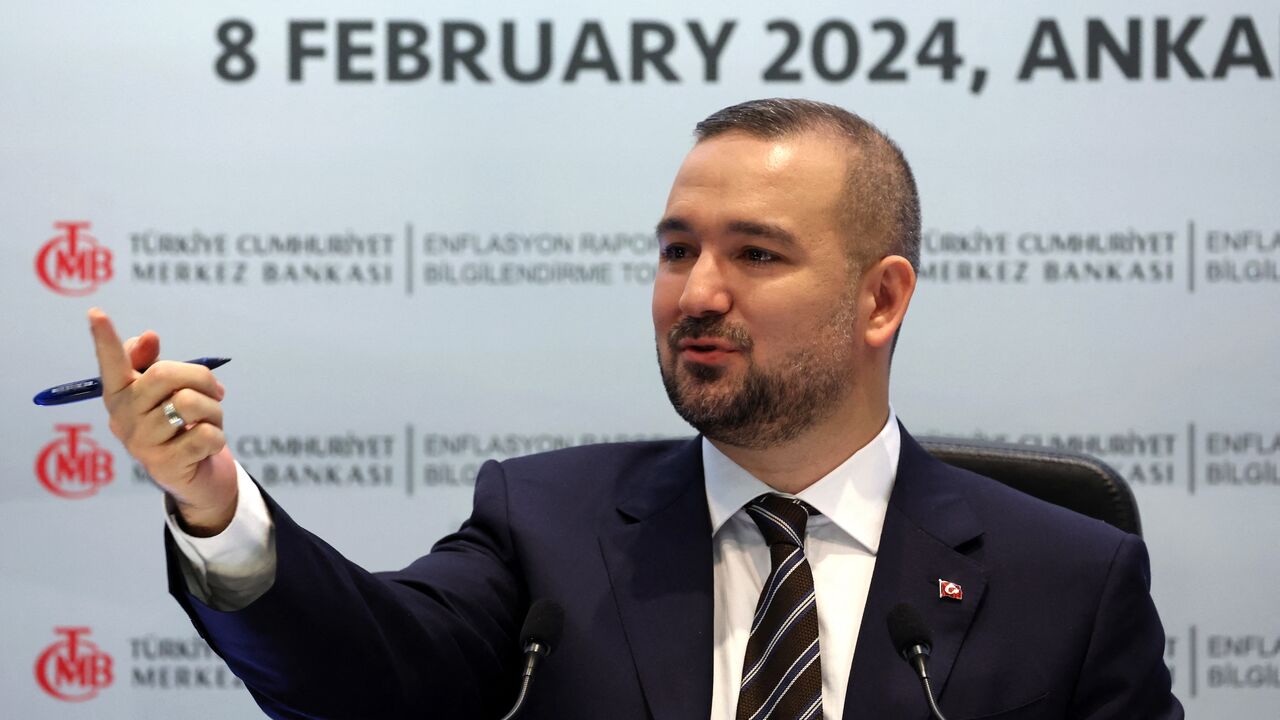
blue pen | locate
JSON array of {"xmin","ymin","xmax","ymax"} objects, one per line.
[{"xmin": 33, "ymin": 357, "xmax": 231, "ymax": 406}]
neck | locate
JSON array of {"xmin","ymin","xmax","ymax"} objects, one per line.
[{"xmin": 709, "ymin": 390, "xmax": 890, "ymax": 495}]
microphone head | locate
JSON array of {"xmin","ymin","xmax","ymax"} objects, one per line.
[
  {"xmin": 886, "ymin": 602, "xmax": 932, "ymax": 659},
  {"xmin": 520, "ymin": 599, "xmax": 565, "ymax": 655}
]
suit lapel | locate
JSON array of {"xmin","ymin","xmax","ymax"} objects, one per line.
[
  {"xmin": 599, "ymin": 438, "xmax": 713, "ymax": 720},
  {"xmin": 845, "ymin": 427, "xmax": 988, "ymax": 717}
]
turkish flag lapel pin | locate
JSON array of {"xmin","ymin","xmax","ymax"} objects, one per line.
[{"xmin": 938, "ymin": 579, "xmax": 964, "ymax": 601}]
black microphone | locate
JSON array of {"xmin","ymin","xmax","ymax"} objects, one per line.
[
  {"xmin": 498, "ymin": 599, "xmax": 564, "ymax": 720},
  {"xmin": 886, "ymin": 603, "xmax": 949, "ymax": 720}
]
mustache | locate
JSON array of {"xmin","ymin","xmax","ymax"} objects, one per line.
[{"xmin": 667, "ymin": 316, "xmax": 754, "ymax": 352}]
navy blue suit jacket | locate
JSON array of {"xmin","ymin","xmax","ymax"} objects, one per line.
[{"xmin": 167, "ymin": 427, "xmax": 1183, "ymax": 719}]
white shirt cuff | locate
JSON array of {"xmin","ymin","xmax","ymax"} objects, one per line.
[{"xmin": 164, "ymin": 460, "xmax": 277, "ymax": 611}]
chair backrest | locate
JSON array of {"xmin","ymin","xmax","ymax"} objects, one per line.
[{"xmin": 918, "ymin": 437, "xmax": 1142, "ymax": 536}]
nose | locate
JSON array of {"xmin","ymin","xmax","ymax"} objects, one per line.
[{"xmin": 678, "ymin": 253, "xmax": 732, "ymax": 318}]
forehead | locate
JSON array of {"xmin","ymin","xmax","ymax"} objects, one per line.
[{"xmin": 663, "ymin": 130, "xmax": 850, "ymax": 235}]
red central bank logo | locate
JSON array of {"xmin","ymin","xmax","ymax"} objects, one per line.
[
  {"xmin": 36, "ymin": 424, "xmax": 115, "ymax": 499},
  {"xmin": 35, "ymin": 627, "xmax": 114, "ymax": 702},
  {"xmin": 35, "ymin": 221, "xmax": 113, "ymax": 296}
]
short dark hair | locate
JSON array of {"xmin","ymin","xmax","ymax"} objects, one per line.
[{"xmin": 694, "ymin": 98, "xmax": 920, "ymax": 272}]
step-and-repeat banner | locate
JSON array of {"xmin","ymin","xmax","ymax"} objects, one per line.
[{"xmin": 3, "ymin": 2, "xmax": 1276, "ymax": 717}]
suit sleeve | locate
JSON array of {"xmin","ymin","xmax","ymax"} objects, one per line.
[
  {"xmin": 1068, "ymin": 534, "xmax": 1185, "ymax": 719},
  {"xmin": 164, "ymin": 459, "xmax": 526, "ymax": 719}
]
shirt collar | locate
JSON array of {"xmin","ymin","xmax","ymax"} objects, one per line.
[{"xmin": 702, "ymin": 407, "xmax": 901, "ymax": 555}]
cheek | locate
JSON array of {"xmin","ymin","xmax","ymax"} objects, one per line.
[
  {"xmin": 651, "ymin": 273, "xmax": 683, "ymax": 325},
  {"xmin": 742, "ymin": 296, "xmax": 847, "ymax": 358}
]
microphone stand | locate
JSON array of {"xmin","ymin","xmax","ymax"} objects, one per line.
[{"xmin": 498, "ymin": 638, "xmax": 553, "ymax": 720}]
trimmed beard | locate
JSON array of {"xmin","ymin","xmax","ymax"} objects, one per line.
[{"xmin": 657, "ymin": 314, "xmax": 853, "ymax": 450}]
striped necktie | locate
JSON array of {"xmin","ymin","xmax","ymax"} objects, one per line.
[{"xmin": 736, "ymin": 494, "xmax": 823, "ymax": 720}]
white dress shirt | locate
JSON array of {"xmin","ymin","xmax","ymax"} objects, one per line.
[
  {"xmin": 705, "ymin": 411, "xmax": 900, "ymax": 720},
  {"xmin": 164, "ymin": 463, "xmax": 276, "ymax": 611},
  {"xmin": 168, "ymin": 412, "xmax": 901, "ymax": 719}
]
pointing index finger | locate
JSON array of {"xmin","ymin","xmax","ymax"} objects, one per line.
[{"xmin": 88, "ymin": 308, "xmax": 136, "ymax": 395}]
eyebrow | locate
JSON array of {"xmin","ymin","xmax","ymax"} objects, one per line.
[
  {"xmin": 655, "ymin": 217, "xmax": 799, "ymax": 247},
  {"xmin": 655, "ymin": 217, "xmax": 691, "ymax": 237},
  {"xmin": 727, "ymin": 220, "xmax": 799, "ymax": 247}
]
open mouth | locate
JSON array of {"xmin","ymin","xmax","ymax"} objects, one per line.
[
  {"xmin": 677, "ymin": 338, "xmax": 736, "ymax": 352},
  {"xmin": 676, "ymin": 338, "xmax": 740, "ymax": 363}
]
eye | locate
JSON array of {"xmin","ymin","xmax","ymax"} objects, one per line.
[
  {"xmin": 661, "ymin": 243, "xmax": 692, "ymax": 262},
  {"xmin": 742, "ymin": 247, "xmax": 778, "ymax": 264}
]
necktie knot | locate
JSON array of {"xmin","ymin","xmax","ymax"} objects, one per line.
[{"xmin": 745, "ymin": 494, "xmax": 813, "ymax": 548}]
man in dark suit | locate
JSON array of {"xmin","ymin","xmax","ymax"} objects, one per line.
[{"xmin": 91, "ymin": 99, "xmax": 1182, "ymax": 718}]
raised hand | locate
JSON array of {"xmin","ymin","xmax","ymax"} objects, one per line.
[{"xmin": 89, "ymin": 308, "xmax": 238, "ymax": 536}]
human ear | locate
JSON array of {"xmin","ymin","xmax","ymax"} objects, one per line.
[{"xmin": 861, "ymin": 255, "xmax": 916, "ymax": 349}]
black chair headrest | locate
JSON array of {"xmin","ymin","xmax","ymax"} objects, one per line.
[{"xmin": 919, "ymin": 437, "xmax": 1142, "ymax": 536}]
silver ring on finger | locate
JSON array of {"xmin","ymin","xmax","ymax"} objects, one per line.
[{"xmin": 162, "ymin": 401, "xmax": 186, "ymax": 428}]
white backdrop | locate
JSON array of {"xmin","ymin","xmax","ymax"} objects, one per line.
[{"xmin": 2, "ymin": 1, "xmax": 1277, "ymax": 717}]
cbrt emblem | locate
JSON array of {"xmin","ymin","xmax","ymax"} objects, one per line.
[{"xmin": 35, "ymin": 221, "xmax": 113, "ymax": 296}]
